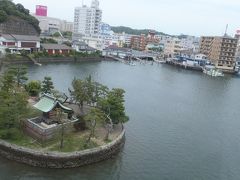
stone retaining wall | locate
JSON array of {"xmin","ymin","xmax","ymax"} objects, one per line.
[
  {"xmin": 0, "ymin": 130, "xmax": 125, "ymax": 168},
  {"xmin": 2, "ymin": 56, "xmax": 115, "ymax": 65}
]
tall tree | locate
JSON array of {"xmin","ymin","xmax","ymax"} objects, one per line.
[
  {"xmin": 71, "ymin": 78, "xmax": 89, "ymax": 111},
  {"xmin": 0, "ymin": 71, "xmax": 15, "ymax": 93},
  {"xmin": 0, "ymin": 78, "xmax": 28, "ymax": 140},
  {"xmin": 92, "ymin": 82, "xmax": 109, "ymax": 107},
  {"xmin": 84, "ymin": 108, "xmax": 106, "ymax": 146},
  {"xmin": 8, "ymin": 65, "xmax": 28, "ymax": 87},
  {"xmin": 41, "ymin": 76, "xmax": 54, "ymax": 94},
  {"xmin": 99, "ymin": 88, "xmax": 129, "ymax": 127}
]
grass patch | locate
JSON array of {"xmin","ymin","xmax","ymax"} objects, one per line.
[
  {"xmin": 49, "ymin": 133, "xmax": 98, "ymax": 152},
  {"xmin": 5, "ymin": 130, "xmax": 42, "ymax": 149}
]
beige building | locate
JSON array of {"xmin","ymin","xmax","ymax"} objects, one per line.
[
  {"xmin": 164, "ymin": 38, "xmax": 182, "ymax": 57},
  {"xmin": 200, "ymin": 36, "xmax": 238, "ymax": 72}
]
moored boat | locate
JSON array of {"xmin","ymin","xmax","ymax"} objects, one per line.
[{"xmin": 203, "ymin": 65, "xmax": 224, "ymax": 77}]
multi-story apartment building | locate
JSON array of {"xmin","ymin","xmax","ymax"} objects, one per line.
[
  {"xmin": 199, "ymin": 36, "xmax": 214, "ymax": 57},
  {"xmin": 164, "ymin": 38, "xmax": 182, "ymax": 57},
  {"xmin": 131, "ymin": 34, "xmax": 146, "ymax": 51},
  {"xmin": 123, "ymin": 34, "xmax": 134, "ymax": 48},
  {"xmin": 234, "ymin": 30, "xmax": 240, "ymax": 61},
  {"xmin": 179, "ymin": 36, "xmax": 200, "ymax": 53},
  {"xmin": 74, "ymin": 0, "xmax": 102, "ymax": 35},
  {"xmin": 200, "ymin": 36, "xmax": 238, "ymax": 72},
  {"xmin": 130, "ymin": 31, "xmax": 160, "ymax": 51}
]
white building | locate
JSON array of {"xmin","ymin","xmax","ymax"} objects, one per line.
[
  {"xmin": 179, "ymin": 36, "xmax": 200, "ymax": 53},
  {"xmin": 0, "ymin": 34, "xmax": 40, "ymax": 53},
  {"xmin": 33, "ymin": 14, "xmax": 73, "ymax": 34},
  {"xmin": 81, "ymin": 34, "xmax": 103, "ymax": 50},
  {"xmin": 74, "ymin": 0, "xmax": 102, "ymax": 35}
]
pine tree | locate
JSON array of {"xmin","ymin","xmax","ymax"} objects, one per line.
[{"xmin": 41, "ymin": 76, "xmax": 54, "ymax": 94}]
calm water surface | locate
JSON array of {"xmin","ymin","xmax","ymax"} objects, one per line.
[{"xmin": 1, "ymin": 61, "xmax": 240, "ymax": 180}]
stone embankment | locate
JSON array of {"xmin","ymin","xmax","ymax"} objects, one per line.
[
  {"xmin": 2, "ymin": 56, "xmax": 115, "ymax": 65},
  {"xmin": 0, "ymin": 130, "xmax": 125, "ymax": 168}
]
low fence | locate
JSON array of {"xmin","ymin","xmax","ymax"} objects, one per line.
[
  {"xmin": 23, "ymin": 118, "xmax": 77, "ymax": 144},
  {"xmin": 0, "ymin": 130, "xmax": 125, "ymax": 168}
]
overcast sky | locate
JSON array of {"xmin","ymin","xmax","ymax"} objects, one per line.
[{"xmin": 13, "ymin": 0, "xmax": 239, "ymax": 37}]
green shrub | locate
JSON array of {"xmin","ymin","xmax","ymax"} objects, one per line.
[{"xmin": 26, "ymin": 80, "xmax": 41, "ymax": 96}]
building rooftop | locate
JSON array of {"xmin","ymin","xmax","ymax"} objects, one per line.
[
  {"xmin": 41, "ymin": 43, "xmax": 72, "ymax": 50},
  {"xmin": 33, "ymin": 94, "xmax": 73, "ymax": 113},
  {"xmin": 0, "ymin": 34, "xmax": 40, "ymax": 41}
]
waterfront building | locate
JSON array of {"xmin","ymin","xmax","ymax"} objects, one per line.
[
  {"xmin": 199, "ymin": 36, "xmax": 214, "ymax": 57},
  {"xmin": 192, "ymin": 39, "xmax": 200, "ymax": 53},
  {"xmin": 123, "ymin": 33, "xmax": 134, "ymax": 48},
  {"xmin": 130, "ymin": 31, "xmax": 160, "ymax": 51},
  {"xmin": 72, "ymin": 33, "xmax": 102, "ymax": 50},
  {"xmin": 73, "ymin": 0, "xmax": 102, "ymax": 35},
  {"xmin": 131, "ymin": 34, "xmax": 146, "ymax": 51},
  {"xmin": 72, "ymin": 40, "xmax": 97, "ymax": 53},
  {"xmin": 41, "ymin": 43, "xmax": 72, "ymax": 55},
  {"xmin": 102, "ymin": 45, "xmax": 132, "ymax": 57},
  {"xmin": 160, "ymin": 35, "xmax": 200, "ymax": 56},
  {"xmin": 200, "ymin": 36, "xmax": 238, "ymax": 72},
  {"xmin": 0, "ymin": 34, "xmax": 40, "ymax": 53},
  {"xmin": 81, "ymin": 34, "xmax": 103, "ymax": 50},
  {"xmin": 164, "ymin": 38, "xmax": 182, "ymax": 57},
  {"xmin": 145, "ymin": 31, "xmax": 160, "ymax": 49},
  {"xmin": 234, "ymin": 30, "xmax": 240, "ymax": 62},
  {"xmin": 179, "ymin": 36, "xmax": 200, "ymax": 53},
  {"xmin": 101, "ymin": 33, "xmax": 125, "ymax": 48}
]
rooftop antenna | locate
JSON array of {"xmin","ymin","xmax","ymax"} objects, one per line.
[{"xmin": 224, "ymin": 24, "xmax": 228, "ymax": 36}]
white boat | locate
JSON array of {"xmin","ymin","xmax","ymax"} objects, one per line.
[{"xmin": 203, "ymin": 66, "xmax": 224, "ymax": 77}]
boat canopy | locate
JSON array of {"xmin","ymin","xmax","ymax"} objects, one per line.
[{"xmin": 33, "ymin": 94, "xmax": 72, "ymax": 113}]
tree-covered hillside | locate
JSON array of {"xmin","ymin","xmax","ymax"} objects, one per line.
[
  {"xmin": 0, "ymin": 0, "xmax": 40, "ymax": 34},
  {"xmin": 111, "ymin": 26, "xmax": 169, "ymax": 36}
]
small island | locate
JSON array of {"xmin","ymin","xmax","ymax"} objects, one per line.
[{"xmin": 0, "ymin": 65, "xmax": 128, "ymax": 168}]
